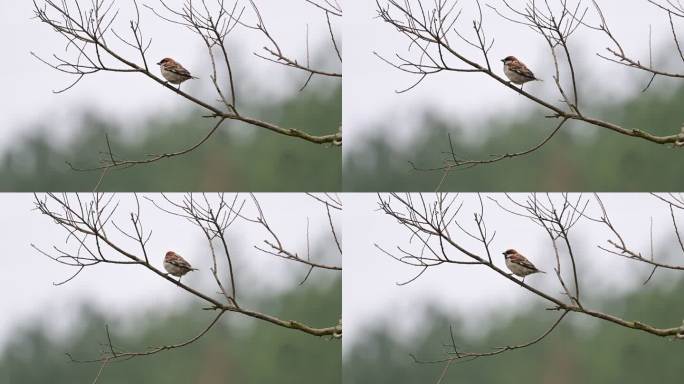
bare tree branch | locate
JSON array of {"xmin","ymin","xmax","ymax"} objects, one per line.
[
  {"xmin": 32, "ymin": 192, "xmax": 342, "ymax": 378},
  {"xmin": 375, "ymin": 0, "xmax": 684, "ymax": 182},
  {"xmin": 31, "ymin": 0, "xmax": 342, "ymax": 184},
  {"xmin": 377, "ymin": 192, "xmax": 684, "ymax": 381}
]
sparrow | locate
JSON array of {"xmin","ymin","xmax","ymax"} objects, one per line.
[
  {"xmin": 501, "ymin": 56, "xmax": 541, "ymax": 89},
  {"xmin": 164, "ymin": 251, "xmax": 198, "ymax": 281},
  {"xmin": 503, "ymin": 249, "xmax": 544, "ymax": 282},
  {"xmin": 156, "ymin": 57, "xmax": 198, "ymax": 90}
]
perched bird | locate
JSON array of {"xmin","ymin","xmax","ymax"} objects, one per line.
[
  {"xmin": 503, "ymin": 249, "xmax": 544, "ymax": 282},
  {"xmin": 156, "ymin": 57, "xmax": 198, "ymax": 89},
  {"xmin": 501, "ymin": 56, "xmax": 541, "ymax": 89},
  {"xmin": 164, "ymin": 251, "xmax": 198, "ymax": 281}
]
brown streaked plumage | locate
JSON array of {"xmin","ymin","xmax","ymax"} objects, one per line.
[
  {"xmin": 157, "ymin": 57, "xmax": 197, "ymax": 89},
  {"xmin": 503, "ymin": 249, "xmax": 544, "ymax": 281},
  {"xmin": 502, "ymin": 56, "xmax": 541, "ymax": 89},
  {"xmin": 164, "ymin": 251, "xmax": 197, "ymax": 281}
]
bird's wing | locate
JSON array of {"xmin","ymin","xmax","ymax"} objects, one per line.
[
  {"xmin": 168, "ymin": 255, "xmax": 193, "ymax": 269},
  {"xmin": 510, "ymin": 253, "xmax": 538, "ymax": 270},
  {"xmin": 510, "ymin": 61, "xmax": 537, "ymax": 80},
  {"xmin": 167, "ymin": 65, "xmax": 193, "ymax": 78}
]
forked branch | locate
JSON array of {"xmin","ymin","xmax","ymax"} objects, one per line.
[
  {"xmin": 377, "ymin": 193, "xmax": 684, "ymax": 381},
  {"xmin": 33, "ymin": 192, "xmax": 342, "ymax": 380},
  {"xmin": 32, "ymin": 0, "xmax": 342, "ymax": 183},
  {"xmin": 375, "ymin": 0, "xmax": 683, "ymax": 179}
]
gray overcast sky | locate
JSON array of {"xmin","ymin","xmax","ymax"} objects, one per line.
[
  {"xmin": 2, "ymin": 193, "xmax": 340, "ymax": 351},
  {"xmin": 5, "ymin": 1, "xmax": 678, "ymax": 156},
  {"xmin": 344, "ymin": 1, "xmax": 681, "ymax": 149},
  {"xmin": 343, "ymin": 193, "xmax": 684, "ymax": 352},
  {"xmin": 0, "ymin": 0, "xmax": 340, "ymax": 152},
  {"xmin": 2, "ymin": 1, "xmax": 679, "ymax": 155}
]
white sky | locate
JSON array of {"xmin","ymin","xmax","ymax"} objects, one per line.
[
  {"xmin": 344, "ymin": 0, "xmax": 682, "ymax": 150},
  {"xmin": 0, "ymin": 0, "xmax": 341, "ymax": 152},
  {"xmin": 3, "ymin": 0, "xmax": 684, "ymax": 365},
  {"xmin": 343, "ymin": 193, "xmax": 684, "ymax": 353},
  {"xmin": 2, "ymin": 1, "xmax": 681, "ymax": 155},
  {"xmin": 1, "ymin": 193, "xmax": 341, "ymax": 351}
]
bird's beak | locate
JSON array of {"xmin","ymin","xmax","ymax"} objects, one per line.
[
  {"xmin": 156, "ymin": 61, "xmax": 162, "ymax": 65},
  {"xmin": 501, "ymin": 252, "xmax": 506, "ymax": 256},
  {"xmin": 500, "ymin": 59, "xmax": 505, "ymax": 63}
]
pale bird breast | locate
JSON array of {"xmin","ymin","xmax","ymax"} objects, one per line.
[{"xmin": 161, "ymin": 68, "xmax": 187, "ymax": 84}]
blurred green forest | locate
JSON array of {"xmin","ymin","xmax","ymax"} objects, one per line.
[
  {"xmin": 345, "ymin": 84, "xmax": 684, "ymax": 191},
  {"xmin": 0, "ymin": 86, "xmax": 341, "ymax": 191},
  {"xmin": 343, "ymin": 278, "xmax": 684, "ymax": 384},
  {"xmin": 0, "ymin": 278, "xmax": 341, "ymax": 384}
]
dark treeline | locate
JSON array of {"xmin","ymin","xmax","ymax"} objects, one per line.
[
  {"xmin": 345, "ymin": 85, "xmax": 684, "ymax": 191},
  {"xmin": 0, "ymin": 86, "xmax": 341, "ymax": 191},
  {"xmin": 0, "ymin": 278, "xmax": 341, "ymax": 384},
  {"xmin": 344, "ymin": 277, "xmax": 684, "ymax": 384}
]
